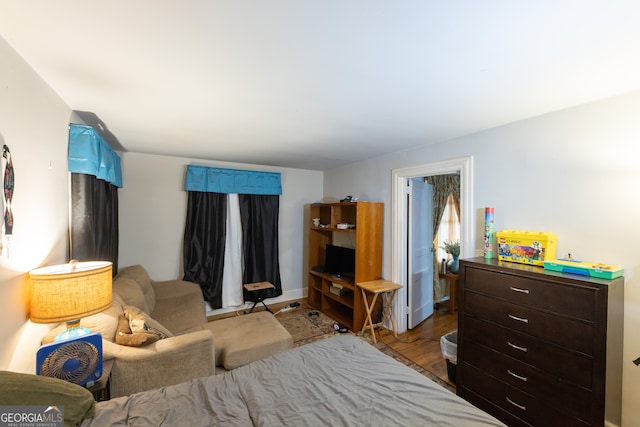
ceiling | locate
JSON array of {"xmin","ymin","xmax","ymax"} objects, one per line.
[{"xmin": 2, "ymin": 1, "xmax": 640, "ymax": 171}]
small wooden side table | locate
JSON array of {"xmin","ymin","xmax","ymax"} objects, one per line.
[
  {"xmin": 357, "ymin": 279, "xmax": 403, "ymax": 344},
  {"xmin": 438, "ymin": 272, "xmax": 459, "ymax": 314},
  {"xmin": 86, "ymin": 358, "xmax": 114, "ymax": 402},
  {"xmin": 244, "ymin": 281, "xmax": 276, "ymax": 314}
]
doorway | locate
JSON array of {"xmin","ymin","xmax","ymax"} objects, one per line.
[{"xmin": 390, "ymin": 156, "xmax": 474, "ymax": 334}]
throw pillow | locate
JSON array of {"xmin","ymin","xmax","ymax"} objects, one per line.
[
  {"xmin": 115, "ymin": 314, "xmax": 159, "ymax": 347},
  {"xmin": 0, "ymin": 370, "xmax": 95, "ymax": 425},
  {"xmin": 123, "ymin": 305, "xmax": 174, "ymax": 339}
]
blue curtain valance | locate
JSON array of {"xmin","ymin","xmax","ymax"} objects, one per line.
[
  {"xmin": 68, "ymin": 124, "xmax": 123, "ymax": 188},
  {"xmin": 185, "ymin": 165, "xmax": 282, "ymax": 195}
]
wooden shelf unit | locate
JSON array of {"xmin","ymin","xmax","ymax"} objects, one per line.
[{"xmin": 307, "ymin": 201, "xmax": 384, "ymax": 332}]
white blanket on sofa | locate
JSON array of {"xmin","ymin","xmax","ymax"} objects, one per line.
[{"xmin": 82, "ymin": 335, "xmax": 505, "ymax": 426}]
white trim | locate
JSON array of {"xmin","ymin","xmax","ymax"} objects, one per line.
[{"xmin": 391, "ymin": 156, "xmax": 474, "ymax": 333}]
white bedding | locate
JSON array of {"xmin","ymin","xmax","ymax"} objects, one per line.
[{"xmin": 82, "ymin": 335, "xmax": 505, "ymax": 426}]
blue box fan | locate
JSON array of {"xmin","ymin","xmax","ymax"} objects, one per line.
[{"xmin": 36, "ymin": 332, "xmax": 103, "ymax": 387}]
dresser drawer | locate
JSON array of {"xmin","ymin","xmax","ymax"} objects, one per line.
[
  {"xmin": 465, "ymin": 266, "xmax": 596, "ymax": 320},
  {"xmin": 465, "ymin": 292, "xmax": 594, "ymax": 354},
  {"xmin": 463, "ymin": 316, "xmax": 593, "ymax": 387},
  {"xmin": 463, "ymin": 339, "xmax": 592, "ymax": 420},
  {"xmin": 462, "ymin": 364, "xmax": 591, "ymax": 427}
]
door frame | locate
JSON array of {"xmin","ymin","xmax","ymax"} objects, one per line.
[{"xmin": 391, "ymin": 156, "xmax": 474, "ymax": 333}]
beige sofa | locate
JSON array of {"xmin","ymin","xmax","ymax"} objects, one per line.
[
  {"xmin": 43, "ymin": 265, "xmax": 293, "ymax": 398},
  {"xmin": 45, "ymin": 265, "xmax": 216, "ymax": 398}
]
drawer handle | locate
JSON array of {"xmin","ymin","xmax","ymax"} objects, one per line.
[
  {"xmin": 509, "ymin": 286, "xmax": 530, "ymax": 294},
  {"xmin": 506, "ymin": 397, "xmax": 527, "ymax": 411},
  {"xmin": 507, "ymin": 341, "xmax": 528, "ymax": 352},
  {"xmin": 508, "ymin": 314, "xmax": 529, "ymax": 324},
  {"xmin": 507, "ymin": 369, "xmax": 528, "ymax": 382}
]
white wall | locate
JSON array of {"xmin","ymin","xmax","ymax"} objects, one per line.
[
  {"xmin": 324, "ymin": 90, "xmax": 640, "ymax": 426},
  {"xmin": 0, "ymin": 36, "xmax": 72, "ymax": 372},
  {"xmin": 118, "ymin": 152, "xmax": 323, "ymax": 307},
  {"xmin": 2, "ymin": 25, "xmax": 638, "ymax": 423}
]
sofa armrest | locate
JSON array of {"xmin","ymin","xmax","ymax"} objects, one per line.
[{"xmin": 104, "ymin": 329, "xmax": 215, "ymax": 398}]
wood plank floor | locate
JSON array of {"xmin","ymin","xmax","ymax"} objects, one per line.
[
  {"xmin": 377, "ymin": 304, "xmax": 458, "ymax": 388},
  {"xmin": 218, "ymin": 298, "xmax": 459, "ymax": 389}
]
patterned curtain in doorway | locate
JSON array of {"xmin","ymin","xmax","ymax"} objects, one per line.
[{"xmin": 426, "ymin": 174, "xmax": 460, "ymax": 302}]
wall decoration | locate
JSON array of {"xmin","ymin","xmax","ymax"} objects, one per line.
[{"xmin": 2, "ymin": 143, "xmax": 13, "ymax": 256}]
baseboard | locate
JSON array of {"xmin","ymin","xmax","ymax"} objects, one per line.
[{"xmin": 205, "ymin": 287, "xmax": 306, "ymax": 317}]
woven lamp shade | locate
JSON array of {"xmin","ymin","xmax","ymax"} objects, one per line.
[{"xmin": 30, "ymin": 261, "xmax": 113, "ymax": 324}]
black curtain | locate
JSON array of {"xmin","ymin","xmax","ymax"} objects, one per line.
[
  {"xmin": 70, "ymin": 173, "xmax": 119, "ymax": 272},
  {"xmin": 240, "ymin": 194, "xmax": 282, "ymax": 301},
  {"xmin": 183, "ymin": 191, "xmax": 227, "ymax": 309}
]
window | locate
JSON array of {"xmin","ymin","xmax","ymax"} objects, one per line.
[{"xmin": 435, "ymin": 192, "xmax": 460, "ymax": 262}]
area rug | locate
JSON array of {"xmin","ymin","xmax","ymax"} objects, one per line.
[{"xmin": 275, "ymin": 307, "xmax": 455, "ymax": 393}]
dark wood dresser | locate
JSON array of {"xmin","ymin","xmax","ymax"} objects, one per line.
[{"xmin": 457, "ymin": 257, "xmax": 623, "ymax": 427}]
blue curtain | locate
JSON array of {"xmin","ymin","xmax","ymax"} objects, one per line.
[
  {"xmin": 68, "ymin": 124, "xmax": 123, "ymax": 188},
  {"xmin": 184, "ymin": 165, "xmax": 281, "ymax": 195}
]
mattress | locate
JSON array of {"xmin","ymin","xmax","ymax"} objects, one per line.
[{"xmin": 81, "ymin": 335, "xmax": 505, "ymax": 426}]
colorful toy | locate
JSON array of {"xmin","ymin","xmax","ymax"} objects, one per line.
[
  {"xmin": 544, "ymin": 257, "xmax": 623, "ymax": 280},
  {"xmin": 496, "ymin": 230, "xmax": 557, "ymax": 266}
]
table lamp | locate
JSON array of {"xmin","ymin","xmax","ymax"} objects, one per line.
[{"xmin": 30, "ymin": 260, "xmax": 112, "ymax": 341}]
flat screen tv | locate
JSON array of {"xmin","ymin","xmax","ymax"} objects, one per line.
[{"xmin": 325, "ymin": 244, "xmax": 355, "ymax": 279}]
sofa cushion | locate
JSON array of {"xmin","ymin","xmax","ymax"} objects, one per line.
[
  {"xmin": 80, "ymin": 292, "xmax": 124, "ymax": 342},
  {"xmin": 207, "ymin": 311, "xmax": 293, "ymax": 370},
  {"xmin": 115, "ymin": 265, "xmax": 156, "ymax": 313},
  {"xmin": 123, "ymin": 305, "xmax": 174, "ymax": 339},
  {"xmin": 115, "ymin": 314, "xmax": 160, "ymax": 347},
  {"xmin": 151, "ymin": 280, "xmax": 208, "ymax": 335},
  {"xmin": 113, "ymin": 277, "xmax": 151, "ymax": 313},
  {"xmin": 42, "ymin": 293, "xmax": 125, "ymax": 344}
]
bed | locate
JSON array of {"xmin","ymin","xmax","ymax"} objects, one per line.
[{"xmin": 80, "ymin": 335, "xmax": 505, "ymax": 426}]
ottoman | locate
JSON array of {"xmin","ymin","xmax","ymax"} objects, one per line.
[{"xmin": 207, "ymin": 311, "xmax": 294, "ymax": 370}]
